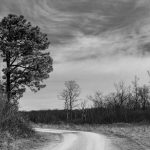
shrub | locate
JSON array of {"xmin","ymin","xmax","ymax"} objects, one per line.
[{"xmin": 0, "ymin": 83, "xmax": 34, "ymax": 138}]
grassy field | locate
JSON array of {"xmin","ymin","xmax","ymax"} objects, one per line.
[{"xmin": 35, "ymin": 123, "xmax": 150, "ymax": 150}]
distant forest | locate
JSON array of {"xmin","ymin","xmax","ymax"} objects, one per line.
[
  {"xmin": 22, "ymin": 108, "xmax": 150, "ymax": 124},
  {"xmin": 22, "ymin": 77, "xmax": 150, "ymax": 124}
]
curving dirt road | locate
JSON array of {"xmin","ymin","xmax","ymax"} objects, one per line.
[{"xmin": 35, "ymin": 128, "xmax": 117, "ymax": 150}]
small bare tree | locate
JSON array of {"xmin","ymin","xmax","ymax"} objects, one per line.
[
  {"xmin": 138, "ymin": 85, "xmax": 150, "ymax": 110},
  {"xmin": 106, "ymin": 92, "xmax": 118, "ymax": 109},
  {"xmin": 80, "ymin": 100, "xmax": 87, "ymax": 122},
  {"xmin": 114, "ymin": 81, "xmax": 129, "ymax": 108},
  {"xmin": 132, "ymin": 76, "xmax": 140, "ymax": 110},
  {"xmin": 59, "ymin": 80, "xmax": 80, "ymax": 121},
  {"xmin": 88, "ymin": 91, "xmax": 104, "ymax": 108}
]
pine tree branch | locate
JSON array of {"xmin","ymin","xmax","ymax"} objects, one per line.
[{"xmin": 10, "ymin": 57, "xmax": 17, "ymax": 66}]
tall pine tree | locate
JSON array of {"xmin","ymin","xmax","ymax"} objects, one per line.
[{"xmin": 0, "ymin": 14, "xmax": 53, "ymax": 107}]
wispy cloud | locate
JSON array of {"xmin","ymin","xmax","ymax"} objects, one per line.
[
  {"xmin": 1, "ymin": 0, "xmax": 150, "ymax": 67},
  {"xmin": 1, "ymin": 0, "xmax": 150, "ymax": 45}
]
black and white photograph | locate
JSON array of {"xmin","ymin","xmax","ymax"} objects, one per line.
[{"xmin": 0, "ymin": 0, "xmax": 150, "ymax": 149}]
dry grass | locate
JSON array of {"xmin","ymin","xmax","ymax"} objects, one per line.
[
  {"xmin": 0, "ymin": 131, "xmax": 61, "ymax": 150},
  {"xmin": 94, "ymin": 123, "xmax": 150, "ymax": 150}
]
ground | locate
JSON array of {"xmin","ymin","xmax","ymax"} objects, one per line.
[
  {"xmin": 35, "ymin": 123, "xmax": 150, "ymax": 150},
  {"xmin": 1, "ymin": 123, "xmax": 150, "ymax": 150}
]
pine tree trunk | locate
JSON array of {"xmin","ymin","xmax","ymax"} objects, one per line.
[{"xmin": 6, "ymin": 52, "xmax": 11, "ymax": 104}]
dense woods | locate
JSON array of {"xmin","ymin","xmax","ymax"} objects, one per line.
[{"xmin": 24, "ymin": 77, "xmax": 150, "ymax": 124}]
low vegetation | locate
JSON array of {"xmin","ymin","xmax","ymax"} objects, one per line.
[
  {"xmin": 0, "ymin": 84, "xmax": 35, "ymax": 149},
  {"xmin": 35, "ymin": 123, "xmax": 150, "ymax": 150},
  {"xmin": 0, "ymin": 131, "xmax": 60, "ymax": 150}
]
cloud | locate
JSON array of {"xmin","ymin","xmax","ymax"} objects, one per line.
[
  {"xmin": 0, "ymin": 0, "xmax": 150, "ymax": 44},
  {"xmin": 0, "ymin": 1, "xmax": 150, "ymax": 67}
]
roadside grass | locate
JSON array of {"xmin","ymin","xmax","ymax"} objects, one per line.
[
  {"xmin": 0, "ymin": 111, "xmax": 61, "ymax": 150},
  {"xmin": 94, "ymin": 123, "xmax": 150, "ymax": 150},
  {"xmin": 0, "ymin": 131, "xmax": 61, "ymax": 150},
  {"xmin": 35, "ymin": 123, "xmax": 150, "ymax": 150}
]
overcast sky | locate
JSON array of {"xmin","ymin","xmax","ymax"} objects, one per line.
[{"xmin": 1, "ymin": 0, "xmax": 150, "ymax": 110}]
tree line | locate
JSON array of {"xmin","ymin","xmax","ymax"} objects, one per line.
[{"xmin": 24, "ymin": 77, "xmax": 150, "ymax": 124}]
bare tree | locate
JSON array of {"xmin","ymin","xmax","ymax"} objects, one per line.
[
  {"xmin": 88, "ymin": 91, "xmax": 104, "ymax": 108},
  {"xmin": 80, "ymin": 100, "xmax": 87, "ymax": 122},
  {"xmin": 114, "ymin": 81, "xmax": 129, "ymax": 108},
  {"xmin": 138, "ymin": 85, "xmax": 150, "ymax": 110},
  {"xmin": 126, "ymin": 85, "xmax": 134, "ymax": 110},
  {"xmin": 106, "ymin": 92, "xmax": 118, "ymax": 109},
  {"xmin": 59, "ymin": 80, "xmax": 80, "ymax": 121},
  {"xmin": 59, "ymin": 89, "xmax": 70, "ymax": 121},
  {"xmin": 132, "ymin": 76, "xmax": 140, "ymax": 110}
]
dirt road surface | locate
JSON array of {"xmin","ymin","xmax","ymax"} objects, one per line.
[{"xmin": 35, "ymin": 128, "xmax": 117, "ymax": 150}]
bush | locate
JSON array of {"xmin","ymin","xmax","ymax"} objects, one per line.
[
  {"xmin": 0, "ymin": 84, "xmax": 34, "ymax": 138},
  {"xmin": 1, "ymin": 113, "xmax": 34, "ymax": 138}
]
